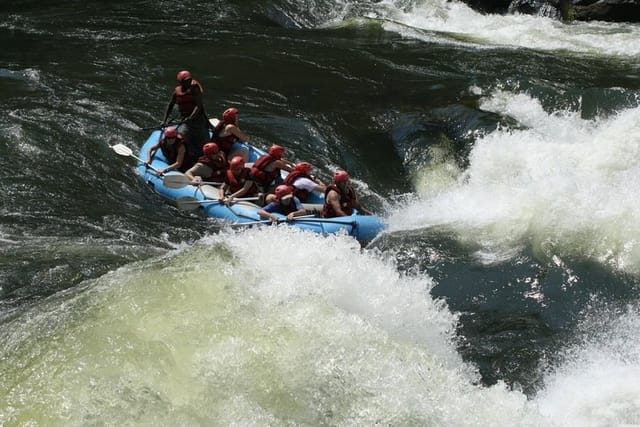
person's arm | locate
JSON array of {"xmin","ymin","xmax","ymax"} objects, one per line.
[
  {"xmin": 185, "ymin": 85, "xmax": 204, "ymax": 122},
  {"xmin": 162, "ymin": 93, "xmax": 176, "ymax": 124},
  {"xmin": 159, "ymin": 145, "xmax": 186, "ymax": 175},
  {"xmin": 353, "ymin": 194, "xmax": 373, "ymax": 215},
  {"xmin": 294, "ymin": 177, "xmax": 325, "ymax": 194},
  {"xmin": 312, "ymin": 174, "xmax": 326, "ymax": 186},
  {"xmin": 227, "ymin": 180, "xmax": 254, "ymax": 201},
  {"xmin": 286, "ymin": 198, "xmax": 308, "ymax": 220},
  {"xmin": 219, "ymin": 183, "xmax": 227, "ymax": 200},
  {"xmin": 227, "ymin": 124, "xmax": 249, "ymax": 142},
  {"xmin": 258, "ymin": 203, "xmax": 279, "ymax": 222},
  {"xmin": 145, "ymin": 142, "xmax": 160, "ymax": 167},
  {"xmin": 313, "ymin": 183, "xmax": 326, "ymax": 193},
  {"xmin": 185, "ymin": 163, "xmax": 207, "ymax": 183},
  {"xmin": 327, "ymin": 189, "xmax": 348, "ymax": 217},
  {"xmin": 275, "ymin": 159, "xmax": 293, "ymax": 172}
]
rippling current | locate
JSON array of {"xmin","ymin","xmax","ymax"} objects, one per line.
[{"xmin": 1, "ymin": 0, "xmax": 640, "ymax": 425}]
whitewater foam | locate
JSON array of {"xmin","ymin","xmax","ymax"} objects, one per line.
[
  {"xmin": 0, "ymin": 227, "xmax": 546, "ymax": 425},
  {"xmin": 389, "ymin": 88, "xmax": 640, "ymax": 274},
  {"xmin": 357, "ymin": 0, "xmax": 640, "ymax": 57}
]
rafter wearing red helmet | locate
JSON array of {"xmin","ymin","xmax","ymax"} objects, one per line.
[
  {"xmin": 161, "ymin": 69, "xmax": 209, "ymax": 168},
  {"xmin": 282, "ymin": 161, "xmax": 326, "ymax": 202},
  {"xmin": 322, "ymin": 170, "xmax": 373, "ymax": 218},
  {"xmin": 184, "ymin": 142, "xmax": 228, "ymax": 184},
  {"xmin": 144, "ymin": 126, "xmax": 188, "ymax": 175},
  {"xmin": 249, "ymin": 144, "xmax": 294, "ymax": 194},
  {"xmin": 211, "ymin": 107, "xmax": 250, "ymax": 162},
  {"xmin": 257, "ymin": 185, "xmax": 308, "ymax": 222},
  {"xmin": 218, "ymin": 156, "xmax": 258, "ymax": 203}
]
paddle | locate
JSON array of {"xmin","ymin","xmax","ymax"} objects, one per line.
[
  {"xmin": 139, "ymin": 124, "xmax": 165, "ymax": 131},
  {"xmin": 138, "ymin": 118, "xmax": 182, "ymax": 131},
  {"xmin": 282, "ymin": 214, "xmax": 317, "ymax": 221},
  {"xmin": 111, "ymin": 143, "xmax": 162, "ymax": 174},
  {"xmin": 176, "ymin": 196, "xmax": 260, "ymax": 211},
  {"xmin": 228, "ymin": 219, "xmax": 272, "ymax": 227},
  {"xmin": 228, "ymin": 214, "xmax": 318, "ymax": 228},
  {"xmin": 227, "ymin": 214, "xmax": 316, "ymax": 227},
  {"xmin": 289, "ymin": 218, "xmax": 358, "ymax": 227},
  {"xmin": 163, "ymin": 174, "xmax": 223, "ymax": 189}
]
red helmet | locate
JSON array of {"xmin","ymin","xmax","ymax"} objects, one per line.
[
  {"xmin": 222, "ymin": 107, "xmax": 238, "ymax": 123},
  {"xmin": 294, "ymin": 161, "xmax": 312, "ymax": 174},
  {"xmin": 334, "ymin": 170, "xmax": 349, "ymax": 183},
  {"xmin": 269, "ymin": 144, "xmax": 285, "ymax": 159},
  {"xmin": 177, "ymin": 70, "xmax": 192, "ymax": 82},
  {"xmin": 275, "ymin": 185, "xmax": 293, "ymax": 199},
  {"xmin": 229, "ymin": 156, "xmax": 244, "ymax": 170},
  {"xmin": 164, "ymin": 127, "xmax": 178, "ymax": 139},
  {"xmin": 203, "ymin": 142, "xmax": 219, "ymax": 155}
]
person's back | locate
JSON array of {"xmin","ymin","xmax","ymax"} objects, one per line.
[
  {"xmin": 250, "ymin": 144, "xmax": 293, "ymax": 193},
  {"xmin": 283, "ymin": 161, "xmax": 325, "ymax": 202}
]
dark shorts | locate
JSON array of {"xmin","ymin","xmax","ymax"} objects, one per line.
[{"xmin": 178, "ymin": 116, "xmax": 209, "ymax": 158}]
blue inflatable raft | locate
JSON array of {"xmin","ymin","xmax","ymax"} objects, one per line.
[{"xmin": 130, "ymin": 129, "xmax": 386, "ymax": 243}]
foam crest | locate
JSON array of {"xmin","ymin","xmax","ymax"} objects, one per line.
[
  {"xmin": 388, "ymin": 90, "xmax": 640, "ymax": 271},
  {"xmin": 208, "ymin": 227, "xmax": 463, "ymax": 365},
  {"xmin": 535, "ymin": 306, "xmax": 640, "ymax": 426},
  {"xmin": 368, "ymin": 0, "xmax": 640, "ymax": 56},
  {"xmin": 0, "ymin": 228, "xmax": 545, "ymax": 425}
]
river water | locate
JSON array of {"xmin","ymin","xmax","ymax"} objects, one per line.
[{"xmin": 1, "ymin": 0, "xmax": 640, "ymax": 425}]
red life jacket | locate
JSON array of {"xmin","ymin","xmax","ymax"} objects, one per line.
[
  {"xmin": 250, "ymin": 154, "xmax": 280, "ymax": 185},
  {"xmin": 226, "ymin": 167, "xmax": 256, "ymax": 194},
  {"xmin": 213, "ymin": 122, "xmax": 237, "ymax": 151},
  {"xmin": 197, "ymin": 152, "xmax": 228, "ymax": 183},
  {"xmin": 322, "ymin": 184, "xmax": 356, "ymax": 218},
  {"xmin": 283, "ymin": 170, "xmax": 312, "ymax": 202},
  {"xmin": 174, "ymin": 79, "xmax": 203, "ymax": 117}
]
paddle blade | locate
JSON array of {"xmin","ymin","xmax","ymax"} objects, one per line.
[
  {"xmin": 163, "ymin": 174, "xmax": 191, "ymax": 188},
  {"xmin": 111, "ymin": 144, "xmax": 134, "ymax": 157},
  {"xmin": 175, "ymin": 196, "xmax": 203, "ymax": 211}
]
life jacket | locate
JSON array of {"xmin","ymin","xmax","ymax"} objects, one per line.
[
  {"xmin": 226, "ymin": 167, "xmax": 256, "ymax": 194},
  {"xmin": 160, "ymin": 135, "xmax": 188, "ymax": 172},
  {"xmin": 197, "ymin": 152, "xmax": 228, "ymax": 183},
  {"xmin": 174, "ymin": 79, "xmax": 203, "ymax": 118},
  {"xmin": 283, "ymin": 170, "xmax": 312, "ymax": 202},
  {"xmin": 321, "ymin": 183, "xmax": 356, "ymax": 218},
  {"xmin": 275, "ymin": 198, "xmax": 299, "ymax": 216},
  {"xmin": 212, "ymin": 122, "xmax": 237, "ymax": 151},
  {"xmin": 250, "ymin": 154, "xmax": 280, "ymax": 185}
]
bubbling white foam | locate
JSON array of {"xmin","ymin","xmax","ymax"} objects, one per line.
[
  {"xmin": 0, "ymin": 227, "xmax": 545, "ymax": 425},
  {"xmin": 366, "ymin": 0, "xmax": 640, "ymax": 56},
  {"xmin": 388, "ymin": 89, "xmax": 640, "ymax": 272},
  {"xmin": 535, "ymin": 306, "xmax": 640, "ymax": 426}
]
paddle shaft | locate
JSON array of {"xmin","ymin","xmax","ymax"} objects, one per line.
[
  {"xmin": 231, "ymin": 214, "xmax": 316, "ymax": 228},
  {"xmin": 163, "ymin": 174, "xmax": 223, "ymax": 188},
  {"xmin": 139, "ymin": 118, "xmax": 182, "ymax": 131},
  {"xmin": 175, "ymin": 196, "xmax": 259, "ymax": 212},
  {"xmin": 291, "ymin": 218, "xmax": 358, "ymax": 227},
  {"xmin": 180, "ymin": 197, "xmax": 258, "ymax": 205},
  {"xmin": 111, "ymin": 144, "xmax": 162, "ymax": 174}
]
